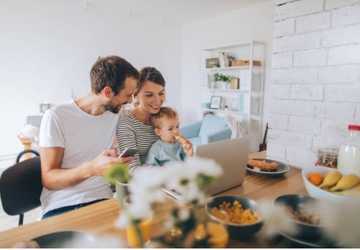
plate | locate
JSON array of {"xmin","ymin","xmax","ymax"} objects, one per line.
[
  {"xmin": 246, "ymin": 158, "xmax": 289, "ymax": 176},
  {"xmin": 279, "ymin": 232, "xmax": 338, "ymax": 248}
]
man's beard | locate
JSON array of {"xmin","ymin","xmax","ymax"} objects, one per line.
[{"xmin": 104, "ymin": 103, "xmax": 121, "ymax": 114}]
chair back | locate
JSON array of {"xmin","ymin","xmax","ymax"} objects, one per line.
[{"xmin": 0, "ymin": 156, "xmax": 42, "ymax": 216}]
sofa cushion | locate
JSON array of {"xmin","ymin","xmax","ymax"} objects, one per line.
[{"xmin": 199, "ymin": 115, "xmax": 229, "ymax": 142}]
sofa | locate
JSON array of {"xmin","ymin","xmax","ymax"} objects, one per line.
[{"xmin": 180, "ymin": 114, "xmax": 232, "ymax": 146}]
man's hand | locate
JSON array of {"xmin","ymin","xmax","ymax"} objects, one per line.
[{"xmin": 91, "ymin": 149, "xmax": 134, "ymax": 176}]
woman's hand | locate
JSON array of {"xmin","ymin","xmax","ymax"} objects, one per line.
[{"xmin": 91, "ymin": 149, "xmax": 134, "ymax": 176}]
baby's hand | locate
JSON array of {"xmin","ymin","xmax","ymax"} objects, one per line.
[{"xmin": 175, "ymin": 134, "xmax": 193, "ymax": 157}]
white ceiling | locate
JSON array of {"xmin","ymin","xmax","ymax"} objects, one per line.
[{"xmin": 86, "ymin": 0, "xmax": 272, "ymax": 24}]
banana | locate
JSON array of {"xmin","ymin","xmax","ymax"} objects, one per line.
[
  {"xmin": 320, "ymin": 171, "xmax": 342, "ymax": 189},
  {"xmin": 330, "ymin": 174, "xmax": 360, "ymax": 192}
]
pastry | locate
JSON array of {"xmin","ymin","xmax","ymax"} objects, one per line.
[{"xmin": 247, "ymin": 159, "xmax": 278, "ymax": 172}]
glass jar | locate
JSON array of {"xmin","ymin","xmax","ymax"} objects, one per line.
[
  {"xmin": 338, "ymin": 124, "xmax": 360, "ymax": 175},
  {"xmin": 316, "ymin": 147, "xmax": 338, "ymax": 168}
]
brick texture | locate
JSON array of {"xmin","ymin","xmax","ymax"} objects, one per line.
[{"xmin": 268, "ymin": 0, "xmax": 360, "ymax": 168}]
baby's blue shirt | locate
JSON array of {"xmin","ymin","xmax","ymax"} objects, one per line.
[{"xmin": 145, "ymin": 139, "xmax": 186, "ymax": 166}]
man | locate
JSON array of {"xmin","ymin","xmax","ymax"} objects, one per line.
[{"xmin": 39, "ymin": 56, "xmax": 139, "ymax": 218}]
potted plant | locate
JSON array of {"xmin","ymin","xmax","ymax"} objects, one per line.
[{"xmin": 214, "ymin": 73, "xmax": 232, "ymax": 89}]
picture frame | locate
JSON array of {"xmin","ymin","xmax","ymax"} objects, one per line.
[
  {"xmin": 210, "ymin": 96, "xmax": 222, "ymax": 109},
  {"xmin": 206, "ymin": 57, "xmax": 220, "ymax": 68}
]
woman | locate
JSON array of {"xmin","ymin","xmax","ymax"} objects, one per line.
[{"xmin": 116, "ymin": 67, "xmax": 166, "ymax": 170}]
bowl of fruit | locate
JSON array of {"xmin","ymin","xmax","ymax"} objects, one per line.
[{"xmin": 302, "ymin": 166, "xmax": 360, "ymax": 202}]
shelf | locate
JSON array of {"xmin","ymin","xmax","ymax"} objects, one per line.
[
  {"xmin": 208, "ymin": 88, "xmax": 249, "ymax": 93},
  {"xmin": 202, "ymin": 109, "xmax": 248, "ymax": 119},
  {"xmin": 206, "ymin": 65, "xmax": 261, "ymax": 73}
]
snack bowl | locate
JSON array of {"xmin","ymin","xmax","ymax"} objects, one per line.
[
  {"xmin": 205, "ymin": 195, "xmax": 263, "ymax": 240},
  {"xmin": 302, "ymin": 166, "xmax": 360, "ymax": 203},
  {"xmin": 274, "ymin": 194, "xmax": 324, "ymax": 239}
]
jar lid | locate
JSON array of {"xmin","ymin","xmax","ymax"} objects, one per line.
[{"xmin": 348, "ymin": 124, "xmax": 360, "ymax": 131}]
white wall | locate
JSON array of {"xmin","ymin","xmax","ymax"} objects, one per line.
[
  {"xmin": 0, "ymin": 0, "xmax": 181, "ymax": 157},
  {"xmin": 180, "ymin": 1, "xmax": 274, "ymax": 125},
  {"xmin": 268, "ymin": 0, "xmax": 360, "ymax": 168}
]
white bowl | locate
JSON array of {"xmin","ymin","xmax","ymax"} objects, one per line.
[{"xmin": 302, "ymin": 166, "xmax": 360, "ymax": 203}]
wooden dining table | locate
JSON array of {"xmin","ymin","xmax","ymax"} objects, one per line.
[{"xmin": 0, "ymin": 160, "xmax": 307, "ymax": 248}]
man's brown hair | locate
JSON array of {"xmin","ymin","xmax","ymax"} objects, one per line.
[
  {"xmin": 151, "ymin": 107, "xmax": 178, "ymax": 128},
  {"xmin": 90, "ymin": 56, "xmax": 139, "ymax": 95}
]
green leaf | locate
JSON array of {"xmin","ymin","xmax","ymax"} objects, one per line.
[
  {"xmin": 104, "ymin": 163, "xmax": 130, "ymax": 185},
  {"xmin": 196, "ymin": 174, "xmax": 216, "ymax": 189}
]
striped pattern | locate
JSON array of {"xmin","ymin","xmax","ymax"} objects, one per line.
[{"xmin": 116, "ymin": 111, "xmax": 158, "ymax": 169}]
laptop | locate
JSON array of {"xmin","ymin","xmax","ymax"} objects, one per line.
[{"xmin": 163, "ymin": 137, "xmax": 250, "ymax": 199}]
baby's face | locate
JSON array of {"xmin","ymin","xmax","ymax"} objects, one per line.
[{"xmin": 156, "ymin": 117, "xmax": 180, "ymax": 143}]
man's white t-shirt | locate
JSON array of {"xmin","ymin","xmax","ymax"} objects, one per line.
[{"xmin": 39, "ymin": 101, "xmax": 118, "ymax": 215}]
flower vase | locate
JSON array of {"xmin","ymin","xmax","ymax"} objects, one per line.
[
  {"xmin": 126, "ymin": 219, "xmax": 152, "ymax": 248},
  {"xmin": 115, "ymin": 181, "xmax": 130, "ymax": 206}
]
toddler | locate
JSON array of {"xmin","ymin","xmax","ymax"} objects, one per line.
[{"xmin": 146, "ymin": 107, "xmax": 193, "ymax": 166}]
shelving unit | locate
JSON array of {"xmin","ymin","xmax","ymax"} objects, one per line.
[{"xmin": 200, "ymin": 41, "xmax": 266, "ymax": 151}]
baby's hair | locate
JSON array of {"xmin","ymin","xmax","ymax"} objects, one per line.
[{"xmin": 151, "ymin": 107, "xmax": 178, "ymax": 128}]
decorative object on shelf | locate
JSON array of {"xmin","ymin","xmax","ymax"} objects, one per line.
[
  {"xmin": 206, "ymin": 58, "xmax": 220, "ymax": 68},
  {"xmin": 229, "ymin": 77, "xmax": 240, "ymax": 89},
  {"xmin": 230, "ymin": 59, "xmax": 262, "ymax": 67},
  {"xmin": 210, "ymin": 96, "xmax": 222, "ymax": 109},
  {"xmin": 214, "ymin": 73, "xmax": 231, "ymax": 89},
  {"xmin": 218, "ymin": 52, "xmax": 231, "ymax": 67}
]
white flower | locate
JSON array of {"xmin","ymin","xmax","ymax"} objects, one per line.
[
  {"xmin": 178, "ymin": 207, "xmax": 190, "ymax": 221},
  {"xmin": 257, "ymin": 200, "xmax": 297, "ymax": 238},
  {"xmin": 318, "ymin": 200, "xmax": 360, "ymax": 247},
  {"xmin": 186, "ymin": 157, "xmax": 223, "ymax": 178},
  {"xmin": 115, "ymin": 214, "xmax": 130, "ymax": 228}
]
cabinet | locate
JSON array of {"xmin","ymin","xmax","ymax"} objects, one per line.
[{"xmin": 201, "ymin": 41, "xmax": 265, "ymax": 150}]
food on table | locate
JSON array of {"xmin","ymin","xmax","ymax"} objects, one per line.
[
  {"xmin": 307, "ymin": 172, "xmax": 323, "ymax": 186},
  {"xmin": 194, "ymin": 222, "xmax": 229, "ymax": 248},
  {"xmin": 316, "ymin": 147, "xmax": 338, "ymax": 168},
  {"xmin": 247, "ymin": 159, "xmax": 279, "ymax": 172},
  {"xmin": 320, "ymin": 171, "xmax": 342, "ymax": 188},
  {"xmin": 330, "ymin": 174, "xmax": 360, "ymax": 192},
  {"xmin": 285, "ymin": 206, "xmax": 320, "ymax": 225},
  {"xmin": 210, "ymin": 200, "xmax": 260, "ymax": 225}
]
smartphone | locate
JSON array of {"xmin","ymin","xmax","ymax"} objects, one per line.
[{"xmin": 120, "ymin": 148, "xmax": 138, "ymax": 157}]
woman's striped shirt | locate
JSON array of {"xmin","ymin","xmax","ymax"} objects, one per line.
[{"xmin": 116, "ymin": 110, "xmax": 159, "ymax": 170}]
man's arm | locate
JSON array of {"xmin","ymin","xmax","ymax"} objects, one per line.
[{"xmin": 41, "ymin": 147, "xmax": 132, "ymax": 190}]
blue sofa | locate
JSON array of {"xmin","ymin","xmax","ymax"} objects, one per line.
[{"xmin": 180, "ymin": 114, "xmax": 232, "ymax": 146}]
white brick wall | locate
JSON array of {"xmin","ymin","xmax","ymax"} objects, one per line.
[
  {"xmin": 293, "ymin": 49, "xmax": 327, "ymax": 66},
  {"xmin": 275, "ymin": 0, "xmax": 324, "ymax": 20},
  {"xmin": 272, "ymin": 52, "xmax": 293, "ymax": 68},
  {"xmin": 274, "ymin": 19, "xmax": 295, "ymax": 37},
  {"xmin": 318, "ymin": 65, "xmax": 360, "ymax": 83},
  {"xmin": 326, "ymin": 0, "xmax": 360, "ymax": 10},
  {"xmin": 268, "ymin": 0, "xmax": 360, "ymax": 169},
  {"xmin": 296, "ymin": 12, "xmax": 330, "ymax": 33},
  {"xmin": 332, "ymin": 4, "xmax": 360, "ymax": 26}
]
